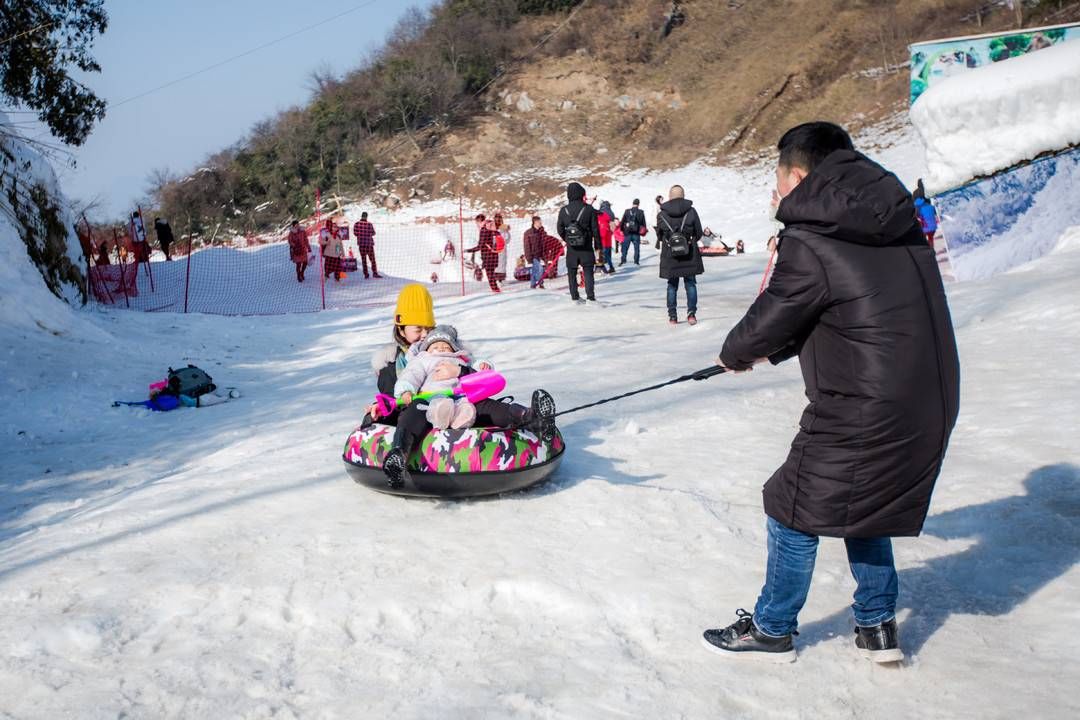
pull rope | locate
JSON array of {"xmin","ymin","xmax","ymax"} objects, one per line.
[{"xmin": 554, "ymin": 365, "xmax": 726, "ymax": 418}]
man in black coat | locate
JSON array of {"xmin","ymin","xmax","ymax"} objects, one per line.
[
  {"xmin": 154, "ymin": 217, "xmax": 174, "ymax": 261},
  {"xmin": 619, "ymin": 198, "xmax": 647, "ymax": 266},
  {"xmin": 702, "ymin": 122, "xmax": 960, "ymax": 664},
  {"xmin": 657, "ymin": 185, "xmax": 704, "ymax": 324},
  {"xmin": 556, "ymin": 182, "xmax": 602, "ymax": 303}
]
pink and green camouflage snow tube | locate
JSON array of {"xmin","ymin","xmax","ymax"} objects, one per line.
[{"xmin": 343, "ymin": 423, "xmax": 564, "ymax": 474}]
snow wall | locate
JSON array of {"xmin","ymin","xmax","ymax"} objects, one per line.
[
  {"xmin": 910, "ymin": 30, "xmax": 1080, "ymax": 281},
  {"xmin": 0, "ymin": 116, "xmax": 87, "ymax": 334}
]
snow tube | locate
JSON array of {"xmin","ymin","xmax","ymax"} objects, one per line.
[
  {"xmin": 343, "ymin": 423, "xmax": 565, "ymax": 498},
  {"xmin": 700, "ymin": 245, "xmax": 732, "ymax": 257}
]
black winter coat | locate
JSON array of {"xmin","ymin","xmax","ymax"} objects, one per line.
[
  {"xmin": 657, "ymin": 198, "xmax": 704, "ymax": 279},
  {"xmin": 557, "ymin": 182, "xmax": 602, "ymax": 253},
  {"xmin": 720, "ymin": 150, "xmax": 960, "ymax": 538},
  {"xmin": 620, "ymin": 207, "xmax": 647, "ymax": 235},
  {"xmin": 154, "ymin": 219, "xmax": 174, "ymax": 247}
]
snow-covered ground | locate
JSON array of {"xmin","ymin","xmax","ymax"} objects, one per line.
[{"xmin": 3, "ymin": 147, "xmax": 1080, "ymax": 720}]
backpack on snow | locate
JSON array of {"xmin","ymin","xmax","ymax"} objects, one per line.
[
  {"xmin": 562, "ymin": 206, "xmax": 590, "ymax": 250},
  {"xmin": 660, "ymin": 213, "xmax": 692, "ymax": 258},
  {"xmin": 166, "ymin": 364, "xmax": 216, "ymax": 398}
]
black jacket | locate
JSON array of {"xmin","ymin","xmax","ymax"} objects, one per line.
[
  {"xmin": 656, "ymin": 198, "xmax": 704, "ymax": 279},
  {"xmin": 720, "ymin": 150, "xmax": 960, "ymax": 538},
  {"xmin": 557, "ymin": 182, "xmax": 602, "ymax": 253},
  {"xmin": 154, "ymin": 219, "xmax": 174, "ymax": 246},
  {"xmin": 620, "ymin": 207, "xmax": 647, "ymax": 235}
]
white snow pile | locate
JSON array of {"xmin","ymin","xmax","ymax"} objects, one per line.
[
  {"xmin": 910, "ymin": 39, "xmax": 1080, "ymax": 193},
  {"xmin": 0, "ymin": 115, "xmax": 88, "ymax": 337},
  {"xmin": 2, "ymin": 121, "xmax": 1078, "ymax": 717}
]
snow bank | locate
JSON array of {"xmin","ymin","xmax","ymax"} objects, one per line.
[
  {"xmin": 910, "ymin": 40, "xmax": 1080, "ymax": 193},
  {"xmin": 0, "ymin": 115, "xmax": 87, "ymax": 336}
]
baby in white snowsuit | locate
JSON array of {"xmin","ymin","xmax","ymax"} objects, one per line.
[{"xmin": 393, "ymin": 325, "xmax": 484, "ymax": 430}]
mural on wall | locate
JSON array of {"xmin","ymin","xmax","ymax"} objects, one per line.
[
  {"xmin": 909, "ymin": 24, "xmax": 1080, "ymax": 104},
  {"xmin": 934, "ymin": 148, "xmax": 1080, "ymax": 281}
]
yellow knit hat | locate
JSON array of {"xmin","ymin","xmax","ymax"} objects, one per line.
[{"xmin": 394, "ymin": 283, "xmax": 435, "ymax": 327}]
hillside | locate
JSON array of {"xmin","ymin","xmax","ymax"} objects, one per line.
[{"xmin": 152, "ymin": 0, "xmax": 1080, "ymax": 232}]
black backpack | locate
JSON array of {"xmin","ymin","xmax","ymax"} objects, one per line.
[
  {"xmin": 562, "ymin": 206, "xmax": 589, "ymax": 249},
  {"xmin": 166, "ymin": 364, "xmax": 216, "ymax": 398},
  {"xmin": 660, "ymin": 213, "xmax": 692, "ymax": 258},
  {"xmin": 622, "ymin": 210, "xmax": 638, "ymax": 234}
]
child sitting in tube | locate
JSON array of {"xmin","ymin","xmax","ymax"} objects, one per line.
[{"xmin": 393, "ymin": 325, "xmax": 489, "ymax": 430}]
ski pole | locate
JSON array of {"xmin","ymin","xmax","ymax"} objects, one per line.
[{"xmin": 554, "ymin": 365, "xmax": 726, "ymax": 418}]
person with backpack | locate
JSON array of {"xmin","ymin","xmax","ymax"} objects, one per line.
[
  {"xmin": 353, "ymin": 212, "xmax": 380, "ymax": 278},
  {"xmin": 619, "ymin": 199, "xmax": 648, "ymax": 266},
  {"xmin": 556, "ymin": 182, "xmax": 602, "ymax": 304},
  {"xmin": 287, "ymin": 220, "xmax": 311, "ymax": 283},
  {"xmin": 657, "ymin": 185, "xmax": 705, "ymax": 325}
]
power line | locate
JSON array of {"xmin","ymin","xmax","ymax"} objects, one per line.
[
  {"xmin": 0, "ymin": 19, "xmax": 57, "ymax": 47},
  {"xmin": 107, "ymin": 0, "xmax": 384, "ymax": 110}
]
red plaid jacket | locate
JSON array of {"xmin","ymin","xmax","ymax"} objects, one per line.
[{"xmin": 353, "ymin": 220, "xmax": 376, "ymax": 250}]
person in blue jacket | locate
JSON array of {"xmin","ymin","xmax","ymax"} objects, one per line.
[{"xmin": 914, "ymin": 197, "xmax": 937, "ymax": 247}]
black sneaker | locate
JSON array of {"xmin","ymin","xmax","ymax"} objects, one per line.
[
  {"xmin": 855, "ymin": 619, "xmax": 903, "ymax": 663},
  {"xmin": 530, "ymin": 389, "xmax": 557, "ymax": 442},
  {"xmin": 701, "ymin": 609, "xmax": 797, "ymax": 663},
  {"xmin": 382, "ymin": 447, "xmax": 410, "ymax": 489}
]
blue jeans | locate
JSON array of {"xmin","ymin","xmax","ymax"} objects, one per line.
[
  {"xmin": 602, "ymin": 247, "xmax": 615, "ymax": 272},
  {"xmin": 621, "ymin": 234, "xmax": 640, "ymax": 264},
  {"xmin": 752, "ymin": 517, "xmax": 898, "ymax": 637},
  {"xmin": 529, "ymin": 258, "xmax": 543, "ymax": 287},
  {"xmin": 666, "ymin": 276, "xmax": 697, "ymax": 319}
]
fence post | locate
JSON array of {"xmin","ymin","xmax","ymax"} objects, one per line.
[
  {"xmin": 183, "ymin": 223, "xmax": 193, "ymax": 314},
  {"xmin": 136, "ymin": 205, "xmax": 155, "ymax": 292},
  {"xmin": 113, "ymin": 227, "xmax": 130, "ymax": 308},
  {"xmin": 459, "ymin": 197, "xmax": 465, "ymax": 297}
]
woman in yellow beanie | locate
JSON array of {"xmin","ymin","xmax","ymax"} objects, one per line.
[{"xmin": 369, "ymin": 283, "xmax": 436, "ymax": 406}]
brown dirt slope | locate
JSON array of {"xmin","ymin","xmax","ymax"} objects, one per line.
[{"xmin": 372, "ymin": 0, "xmax": 1080, "ymax": 209}]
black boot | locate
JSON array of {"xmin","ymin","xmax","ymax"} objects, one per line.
[
  {"xmin": 383, "ymin": 441, "xmax": 414, "ymax": 489},
  {"xmin": 529, "ymin": 389, "xmax": 557, "ymax": 442},
  {"xmin": 701, "ymin": 609, "xmax": 797, "ymax": 663},
  {"xmin": 855, "ymin": 619, "xmax": 903, "ymax": 663}
]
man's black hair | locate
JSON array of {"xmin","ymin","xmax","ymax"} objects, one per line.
[{"xmin": 777, "ymin": 121, "xmax": 854, "ymax": 173}]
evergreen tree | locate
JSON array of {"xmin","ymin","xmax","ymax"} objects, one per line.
[{"xmin": 0, "ymin": 0, "xmax": 108, "ymax": 146}]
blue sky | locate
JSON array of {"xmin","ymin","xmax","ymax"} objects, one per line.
[{"xmin": 49, "ymin": 0, "xmax": 438, "ymax": 218}]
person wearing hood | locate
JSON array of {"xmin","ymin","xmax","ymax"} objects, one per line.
[
  {"xmin": 701, "ymin": 122, "xmax": 960, "ymax": 664},
  {"xmin": 556, "ymin": 182, "xmax": 603, "ymax": 303},
  {"xmin": 657, "ymin": 185, "xmax": 705, "ymax": 325}
]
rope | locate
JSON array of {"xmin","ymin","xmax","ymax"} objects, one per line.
[{"xmin": 554, "ymin": 365, "xmax": 726, "ymax": 418}]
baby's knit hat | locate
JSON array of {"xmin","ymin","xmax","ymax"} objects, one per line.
[{"xmin": 421, "ymin": 325, "xmax": 461, "ymax": 353}]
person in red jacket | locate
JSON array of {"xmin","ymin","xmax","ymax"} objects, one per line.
[
  {"xmin": 465, "ymin": 214, "xmax": 501, "ymax": 293},
  {"xmin": 352, "ymin": 212, "xmax": 380, "ymax": 278},
  {"xmin": 596, "ymin": 204, "xmax": 616, "ymax": 274},
  {"xmin": 287, "ymin": 220, "xmax": 311, "ymax": 282}
]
